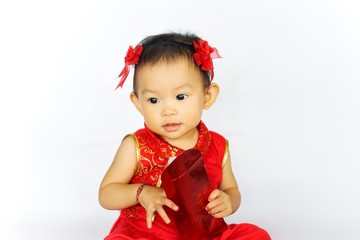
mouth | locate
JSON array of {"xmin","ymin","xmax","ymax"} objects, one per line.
[{"xmin": 162, "ymin": 123, "xmax": 181, "ymax": 132}]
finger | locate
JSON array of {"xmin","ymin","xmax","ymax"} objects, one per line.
[
  {"xmin": 208, "ymin": 202, "xmax": 227, "ymax": 215},
  {"xmin": 206, "ymin": 195, "xmax": 222, "ymax": 211},
  {"xmin": 211, "ymin": 209, "xmax": 228, "ymax": 218},
  {"xmin": 209, "ymin": 200, "xmax": 233, "ymax": 218},
  {"xmin": 155, "ymin": 206, "xmax": 171, "ymax": 224},
  {"xmin": 146, "ymin": 210, "xmax": 156, "ymax": 229},
  {"xmin": 208, "ymin": 189, "xmax": 221, "ymax": 201},
  {"xmin": 217, "ymin": 206, "xmax": 232, "ymax": 218},
  {"xmin": 207, "ymin": 196, "xmax": 226, "ymax": 212},
  {"xmin": 162, "ymin": 198, "xmax": 179, "ymax": 211}
]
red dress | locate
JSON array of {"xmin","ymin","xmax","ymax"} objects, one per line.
[{"xmin": 104, "ymin": 121, "xmax": 271, "ymax": 240}]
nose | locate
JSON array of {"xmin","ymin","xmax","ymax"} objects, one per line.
[
  {"xmin": 162, "ymin": 102, "xmax": 176, "ymax": 117},
  {"xmin": 162, "ymin": 109, "xmax": 176, "ymax": 117}
]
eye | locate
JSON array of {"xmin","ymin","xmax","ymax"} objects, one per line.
[
  {"xmin": 148, "ymin": 98, "xmax": 159, "ymax": 104},
  {"xmin": 176, "ymin": 94, "xmax": 187, "ymax": 101}
]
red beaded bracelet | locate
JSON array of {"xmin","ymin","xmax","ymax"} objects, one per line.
[{"xmin": 136, "ymin": 183, "xmax": 146, "ymax": 204}]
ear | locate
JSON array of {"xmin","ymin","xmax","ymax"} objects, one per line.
[
  {"xmin": 130, "ymin": 92, "xmax": 143, "ymax": 115},
  {"xmin": 204, "ymin": 83, "xmax": 220, "ymax": 110}
]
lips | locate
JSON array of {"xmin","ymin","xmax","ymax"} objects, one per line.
[{"xmin": 163, "ymin": 123, "xmax": 181, "ymax": 132}]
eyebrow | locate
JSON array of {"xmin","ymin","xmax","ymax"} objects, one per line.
[
  {"xmin": 141, "ymin": 89, "xmax": 158, "ymax": 95},
  {"xmin": 174, "ymin": 83, "xmax": 193, "ymax": 91},
  {"xmin": 140, "ymin": 83, "xmax": 193, "ymax": 95}
]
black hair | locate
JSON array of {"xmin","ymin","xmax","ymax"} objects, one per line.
[{"xmin": 133, "ymin": 32, "xmax": 211, "ymax": 93}]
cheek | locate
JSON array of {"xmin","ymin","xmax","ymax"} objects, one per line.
[
  {"xmin": 182, "ymin": 102, "xmax": 203, "ymax": 117},
  {"xmin": 142, "ymin": 107, "xmax": 160, "ymax": 120}
]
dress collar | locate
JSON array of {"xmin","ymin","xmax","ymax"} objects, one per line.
[{"xmin": 144, "ymin": 121, "xmax": 212, "ymax": 156}]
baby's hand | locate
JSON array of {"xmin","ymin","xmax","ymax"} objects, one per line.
[
  {"xmin": 138, "ymin": 185, "xmax": 179, "ymax": 229},
  {"xmin": 205, "ymin": 189, "xmax": 233, "ymax": 218}
]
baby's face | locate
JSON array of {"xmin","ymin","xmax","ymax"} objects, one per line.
[{"xmin": 131, "ymin": 58, "xmax": 207, "ymax": 147}]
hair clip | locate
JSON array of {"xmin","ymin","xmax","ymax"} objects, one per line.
[
  {"xmin": 115, "ymin": 39, "xmax": 221, "ymax": 90},
  {"xmin": 193, "ymin": 39, "xmax": 221, "ymax": 80},
  {"xmin": 115, "ymin": 44, "xmax": 143, "ymax": 90}
]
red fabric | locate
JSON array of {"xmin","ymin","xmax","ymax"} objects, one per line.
[
  {"xmin": 193, "ymin": 39, "xmax": 221, "ymax": 80},
  {"xmin": 115, "ymin": 44, "xmax": 143, "ymax": 89},
  {"xmin": 161, "ymin": 149, "xmax": 228, "ymax": 240},
  {"xmin": 104, "ymin": 121, "xmax": 271, "ymax": 240},
  {"xmin": 214, "ymin": 224, "xmax": 271, "ymax": 240},
  {"xmin": 105, "ymin": 214, "xmax": 179, "ymax": 240},
  {"xmin": 105, "ymin": 219, "xmax": 270, "ymax": 240}
]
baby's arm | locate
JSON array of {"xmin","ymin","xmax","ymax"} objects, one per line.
[
  {"xmin": 98, "ymin": 135, "xmax": 178, "ymax": 228},
  {"xmin": 98, "ymin": 135, "xmax": 139, "ymax": 209},
  {"xmin": 205, "ymin": 152, "xmax": 241, "ymax": 218}
]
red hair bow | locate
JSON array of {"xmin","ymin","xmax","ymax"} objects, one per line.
[
  {"xmin": 115, "ymin": 44, "xmax": 143, "ymax": 89},
  {"xmin": 193, "ymin": 39, "xmax": 221, "ymax": 80}
]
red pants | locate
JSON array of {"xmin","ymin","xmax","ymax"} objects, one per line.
[{"xmin": 105, "ymin": 215, "xmax": 271, "ymax": 240}]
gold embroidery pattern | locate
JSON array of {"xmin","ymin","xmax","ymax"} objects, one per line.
[{"xmin": 122, "ymin": 121, "xmax": 225, "ymax": 219}]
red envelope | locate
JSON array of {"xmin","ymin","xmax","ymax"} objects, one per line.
[{"xmin": 161, "ymin": 148, "xmax": 228, "ymax": 240}]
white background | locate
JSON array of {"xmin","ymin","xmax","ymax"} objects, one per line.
[{"xmin": 1, "ymin": 0, "xmax": 360, "ymax": 239}]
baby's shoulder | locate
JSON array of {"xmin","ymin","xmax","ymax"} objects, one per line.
[{"xmin": 121, "ymin": 127, "xmax": 153, "ymax": 149}]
